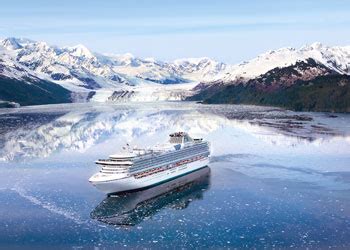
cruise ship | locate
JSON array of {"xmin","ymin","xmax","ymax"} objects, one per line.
[{"xmin": 89, "ymin": 132, "xmax": 210, "ymax": 194}]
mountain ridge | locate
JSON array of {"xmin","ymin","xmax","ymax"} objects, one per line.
[
  {"xmin": 1, "ymin": 37, "xmax": 350, "ymax": 110},
  {"xmin": 190, "ymin": 59, "xmax": 350, "ymax": 112}
]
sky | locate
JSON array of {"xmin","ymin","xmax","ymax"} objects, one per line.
[{"xmin": 0, "ymin": 0, "xmax": 350, "ymax": 63}]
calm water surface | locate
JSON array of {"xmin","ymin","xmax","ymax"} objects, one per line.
[{"xmin": 0, "ymin": 102, "xmax": 350, "ymax": 249}]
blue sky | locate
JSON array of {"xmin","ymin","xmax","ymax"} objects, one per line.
[{"xmin": 1, "ymin": 0, "xmax": 349, "ymax": 63}]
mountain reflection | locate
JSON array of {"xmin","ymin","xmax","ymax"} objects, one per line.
[
  {"xmin": 0, "ymin": 103, "xmax": 348, "ymax": 161},
  {"xmin": 90, "ymin": 167, "xmax": 211, "ymax": 226}
]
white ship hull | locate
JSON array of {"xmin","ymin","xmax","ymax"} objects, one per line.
[{"xmin": 90, "ymin": 157, "xmax": 209, "ymax": 194}]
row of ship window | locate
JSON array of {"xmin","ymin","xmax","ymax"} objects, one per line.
[
  {"xmin": 132, "ymin": 150, "xmax": 209, "ymax": 171},
  {"xmin": 131, "ymin": 144, "xmax": 209, "ymax": 171},
  {"xmin": 100, "ymin": 143, "xmax": 208, "ymax": 174},
  {"xmin": 131, "ymin": 151, "xmax": 210, "ymax": 174},
  {"xmin": 138, "ymin": 143, "xmax": 208, "ymax": 163},
  {"xmin": 100, "ymin": 167, "xmax": 128, "ymax": 174},
  {"xmin": 131, "ymin": 150, "xmax": 209, "ymax": 172},
  {"xmin": 100, "ymin": 153, "xmax": 209, "ymax": 175},
  {"xmin": 101, "ymin": 169, "xmax": 128, "ymax": 174},
  {"xmin": 133, "ymin": 155, "xmax": 207, "ymax": 179}
]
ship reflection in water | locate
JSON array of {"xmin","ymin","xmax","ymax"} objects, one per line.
[{"xmin": 91, "ymin": 167, "xmax": 211, "ymax": 226}]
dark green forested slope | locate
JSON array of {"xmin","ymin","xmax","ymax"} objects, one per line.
[
  {"xmin": 0, "ymin": 76, "xmax": 72, "ymax": 106},
  {"xmin": 203, "ymin": 75, "xmax": 350, "ymax": 112}
]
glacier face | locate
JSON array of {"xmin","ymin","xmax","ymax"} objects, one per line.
[{"xmin": 1, "ymin": 37, "xmax": 350, "ymax": 103}]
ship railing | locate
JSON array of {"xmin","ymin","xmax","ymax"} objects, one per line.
[
  {"xmin": 133, "ymin": 154, "xmax": 208, "ymax": 179},
  {"xmin": 96, "ymin": 159, "xmax": 133, "ymax": 163},
  {"xmin": 100, "ymin": 169, "xmax": 129, "ymax": 174},
  {"xmin": 132, "ymin": 150, "xmax": 209, "ymax": 171},
  {"xmin": 101, "ymin": 165, "xmax": 129, "ymax": 170},
  {"xmin": 97, "ymin": 159, "xmax": 116, "ymax": 162}
]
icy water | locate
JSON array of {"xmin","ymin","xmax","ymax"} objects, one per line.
[{"xmin": 0, "ymin": 102, "xmax": 350, "ymax": 249}]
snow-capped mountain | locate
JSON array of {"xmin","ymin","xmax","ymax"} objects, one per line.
[
  {"xmin": 12, "ymin": 40, "xmax": 129, "ymax": 91},
  {"xmin": 1, "ymin": 37, "xmax": 350, "ymax": 107},
  {"xmin": 173, "ymin": 57, "xmax": 227, "ymax": 81},
  {"xmin": 214, "ymin": 42, "xmax": 350, "ymax": 83},
  {"xmin": 191, "ymin": 57, "xmax": 350, "ymax": 112},
  {"xmin": 0, "ymin": 37, "xmax": 225, "ymax": 89}
]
